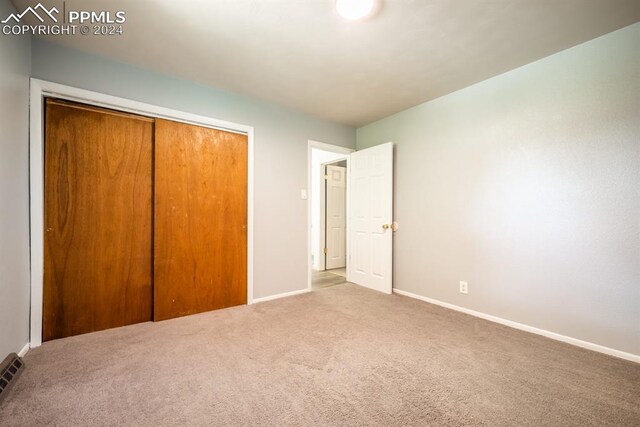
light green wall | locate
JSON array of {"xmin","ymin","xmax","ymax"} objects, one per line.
[
  {"xmin": 0, "ymin": 0, "xmax": 30, "ymax": 356},
  {"xmin": 357, "ymin": 23, "xmax": 640, "ymax": 355}
]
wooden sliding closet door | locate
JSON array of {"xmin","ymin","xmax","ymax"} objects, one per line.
[
  {"xmin": 154, "ymin": 119, "xmax": 248, "ymax": 321},
  {"xmin": 44, "ymin": 100, "xmax": 153, "ymax": 341}
]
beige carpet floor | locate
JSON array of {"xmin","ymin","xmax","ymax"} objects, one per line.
[{"xmin": 1, "ymin": 284, "xmax": 639, "ymax": 426}]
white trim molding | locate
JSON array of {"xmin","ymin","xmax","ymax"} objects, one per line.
[
  {"xmin": 29, "ymin": 79, "xmax": 255, "ymax": 347},
  {"xmin": 18, "ymin": 343, "xmax": 29, "ymax": 358},
  {"xmin": 393, "ymin": 288, "xmax": 640, "ymax": 364},
  {"xmin": 252, "ymin": 289, "xmax": 310, "ymax": 304}
]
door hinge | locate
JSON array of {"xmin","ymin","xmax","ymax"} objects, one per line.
[
  {"xmin": 323, "ymin": 174, "xmax": 329, "ymax": 180},
  {"xmin": 323, "ymin": 247, "xmax": 328, "ymax": 254}
]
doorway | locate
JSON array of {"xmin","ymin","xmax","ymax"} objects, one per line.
[
  {"xmin": 315, "ymin": 159, "xmax": 347, "ymax": 290},
  {"xmin": 307, "ymin": 141, "xmax": 395, "ymax": 295},
  {"xmin": 307, "ymin": 141, "xmax": 353, "ymax": 291}
]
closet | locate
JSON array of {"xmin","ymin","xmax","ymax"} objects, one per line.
[
  {"xmin": 153, "ymin": 119, "xmax": 247, "ymax": 321},
  {"xmin": 43, "ymin": 99, "xmax": 247, "ymax": 341}
]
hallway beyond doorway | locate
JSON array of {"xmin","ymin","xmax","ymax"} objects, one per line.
[{"xmin": 311, "ymin": 268, "xmax": 347, "ymax": 290}]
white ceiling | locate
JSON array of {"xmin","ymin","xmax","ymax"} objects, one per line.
[{"xmin": 13, "ymin": 0, "xmax": 640, "ymax": 127}]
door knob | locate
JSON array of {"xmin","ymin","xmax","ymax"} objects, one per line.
[{"xmin": 382, "ymin": 224, "xmax": 390, "ymax": 230}]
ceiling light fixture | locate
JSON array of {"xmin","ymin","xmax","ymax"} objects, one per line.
[{"xmin": 335, "ymin": 0, "xmax": 379, "ymax": 21}]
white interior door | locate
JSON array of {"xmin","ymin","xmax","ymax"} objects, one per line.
[
  {"xmin": 349, "ymin": 142, "xmax": 393, "ymax": 294},
  {"xmin": 325, "ymin": 165, "xmax": 346, "ymax": 269}
]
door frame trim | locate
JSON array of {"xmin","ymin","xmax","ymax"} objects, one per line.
[
  {"xmin": 29, "ymin": 78, "xmax": 255, "ymax": 347},
  {"xmin": 307, "ymin": 140, "xmax": 353, "ymax": 292}
]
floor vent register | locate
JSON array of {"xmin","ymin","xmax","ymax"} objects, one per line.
[{"xmin": 0, "ymin": 353, "xmax": 25, "ymax": 404}]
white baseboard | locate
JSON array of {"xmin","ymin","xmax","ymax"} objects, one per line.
[
  {"xmin": 252, "ymin": 288, "xmax": 310, "ymax": 304},
  {"xmin": 17, "ymin": 343, "xmax": 29, "ymax": 358},
  {"xmin": 393, "ymin": 288, "xmax": 640, "ymax": 364}
]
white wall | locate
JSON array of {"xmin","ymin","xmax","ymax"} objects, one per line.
[
  {"xmin": 310, "ymin": 148, "xmax": 348, "ymax": 270},
  {"xmin": 30, "ymin": 39, "xmax": 356, "ymax": 301},
  {"xmin": 357, "ymin": 23, "xmax": 640, "ymax": 356},
  {"xmin": 0, "ymin": 0, "xmax": 31, "ymax": 357}
]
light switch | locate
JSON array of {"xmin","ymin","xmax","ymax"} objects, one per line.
[{"xmin": 300, "ymin": 189, "xmax": 308, "ymax": 200}]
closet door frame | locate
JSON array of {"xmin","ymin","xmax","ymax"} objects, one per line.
[{"xmin": 29, "ymin": 79, "xmax": 255, "ymax": 348}]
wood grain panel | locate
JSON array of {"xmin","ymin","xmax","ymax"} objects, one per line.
[
  {"xmin": 154, "ymin": 119, "xmax": 248, "ymax": 321},
  {"xmin": 44, "ymin": 99, "xmax": 153, "ymax": 341}
]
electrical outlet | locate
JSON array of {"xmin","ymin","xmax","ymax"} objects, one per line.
[{"xmin": 459, "ymin": 281, "xmax": 468, "ymax": 294}]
